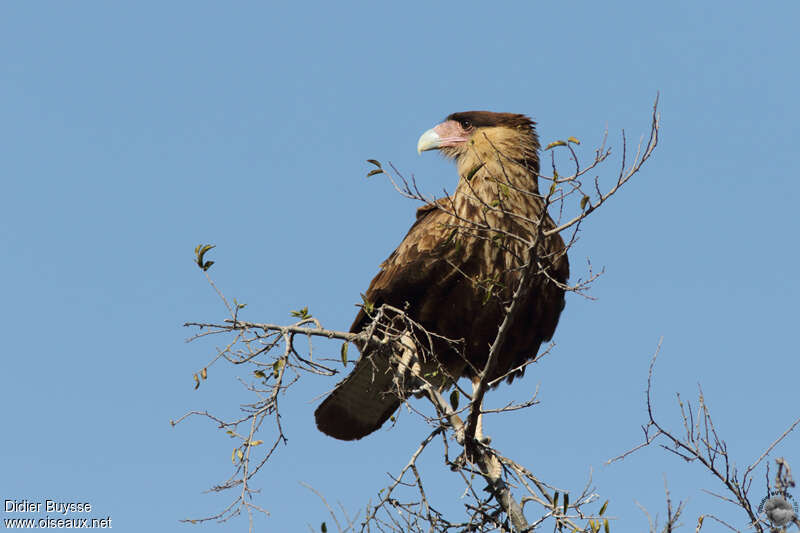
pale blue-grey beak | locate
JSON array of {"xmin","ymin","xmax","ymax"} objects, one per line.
[{"xmin": 417, "ymin": 128, "xmax": 441, "ymax": 154}]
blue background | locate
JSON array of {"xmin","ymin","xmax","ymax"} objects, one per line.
[{"xmin": 2, "ymin": 2, "xmax": 798, "ymax": 531}]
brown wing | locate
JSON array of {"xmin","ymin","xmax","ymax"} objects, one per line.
[
  {"xmin": 349, "ymin": 199, "xmax": 453, "ymax": 333},
  {"xmin": 352, "ymin": 196, "xmax": 568, "ymax": 385},
  {"xmin": 314, "ymin": 201, "xmax": 455, "ymax": 440}
]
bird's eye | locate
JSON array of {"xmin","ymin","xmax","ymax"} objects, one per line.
[{"xmin": 459, "ymin": 119, "xmax": 472, "ymax": 130}]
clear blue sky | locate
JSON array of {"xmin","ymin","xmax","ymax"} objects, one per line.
[{"xmin": 2, "ymin": 2, "xmax": 798, "ymax": 531}]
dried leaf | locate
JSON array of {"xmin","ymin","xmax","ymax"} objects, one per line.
[
  {"xmin": 193, "ymin": 374, "xmax": 200, "ymax": 390},
  {"xmin": 580, "ymin": 195, "xmax": 590, "ymax": 210},
  {"xmin": 366, "ymin": 169, "xmax": 383, "ymax": 178},
  {"xmin": 200, "ymin": 367, "xmax": 207, "ymax": 380},
  {"xmin": 341, "ymin": 342, "xmax": 349, "ymax": 366},
  {"xmin": 567, "ymin": 136, "xmax": 581, "ymax": 145},
  {"xmin": 366, "ymin": 159, "xmax": 382, "ymax": 168}
]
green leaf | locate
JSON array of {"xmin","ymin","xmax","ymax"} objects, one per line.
[
  {"xmin": 464, "ymin": 162, "xmax": 485, "ymax": 181},
  {"xmin": 272, "ymin": 359, "xmax": 284, "ymax": 378},
  {"xmin": 567, "ymin": 136, "xmax": 581, "ymax": 145},
  {"xmin": 253, "ymin": 370, "xmax": 266, "ymax": 379},
  {"xmin": 444, "ymin": 228, "xmax": 456, "ymax": 243},
  {"xmin": 449, "ymin": 390, "xmax": 459, "ymax": 410},
  {"xmin": 482, "ymin": 287, "xmax": 492, "ymax": 305},
  {"xmin": 341, "ymin": 342, "xmax": 349, "ymax": 366},
  {"xmin": 366, "ymin": 169, "xmax": 383, "ymax": 178},
  {"xmin": 231, "ymin": 448, "xmax": 237, "ymax": 464},
  {"xmin": 552, "ymin": 492, "xmax": 559, "ymax": 509},
  {"xmin": 599, "ymin": 500, "xmax": 608, "ymax": 516},
  {"xmin": 604, "ymin": 518, "xmax": 610, "ymax": 533},
  {"xmin": 549, "ymin": 182, "xmax": 557, "ymax": 196},
  {"xmin": 360, "ymin": 293, "xmax": 374, "ymax": 314},
  {"xmin": 580, "ymin": 195, "xmax": 590, "ymax": 210},
  {"xmin": 545, "ymin": 140, "xmax": 567, "ymax": 150},
  {"xmin": 366, "ymin": 159, "xmax": 382, "ymax": 168}
]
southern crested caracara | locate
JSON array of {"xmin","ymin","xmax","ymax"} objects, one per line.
[{"xmin": 315, "ymin": 111, "xmax": 569, "ymax": 441}]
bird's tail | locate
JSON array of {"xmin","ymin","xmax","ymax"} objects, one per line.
[
  {"xmin": 315, "ymin": 334, "xmax": 431, "ymax": 440},
  {"xmin": 314, "ymin": 342, "xmax": 405, "ymax": 440}
]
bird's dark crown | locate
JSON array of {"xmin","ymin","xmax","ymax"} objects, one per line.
[{"xmin": 446, "ymin": 111, "xmax": 535, "ymax": 130}]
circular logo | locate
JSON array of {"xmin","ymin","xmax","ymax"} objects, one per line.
[{"xmin": 758, "ymin": 491, "xmax": 799, "ymax": 528}]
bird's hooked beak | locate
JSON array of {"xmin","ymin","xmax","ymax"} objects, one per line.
[
  {"xmin": 417, "ymin": 120, "xmax": 471, "ymax": 154},
  {"xmin": 417, "ymin": 128, "xmax": 441, "ymax": 154}
]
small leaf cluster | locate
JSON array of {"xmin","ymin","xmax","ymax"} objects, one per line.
[
  {"xmin": 230, "ymin": 439, "xmax": 263, "ymax": 465},
  {"xmin": 290, "ymin": 306, "xmax": 311, "ymax": 319},
  {"xmin": 194, "ymin": 244, "xmax": 215, "ymax": 271}
]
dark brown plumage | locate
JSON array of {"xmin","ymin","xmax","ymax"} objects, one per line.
[{"xmin": 314, "ymin": 111, "xmax": 569, "ymax": 440}]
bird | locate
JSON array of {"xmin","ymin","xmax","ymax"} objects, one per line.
[{"xmin": 314, "ymin": 111, "xmax": 570, "ymax": 441}]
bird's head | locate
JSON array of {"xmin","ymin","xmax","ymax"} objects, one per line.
[{"xmin": 417, "ymin": 111, "xmax": 539, "ymax": 176}]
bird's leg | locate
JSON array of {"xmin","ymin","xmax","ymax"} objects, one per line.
[
  {"xmin": 471, "ymin": 378, "xmax": 491, "ymax": 445},
  {"xmin": 393, "ymin": 333, "xmax": 426, "ymax": 397}
]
